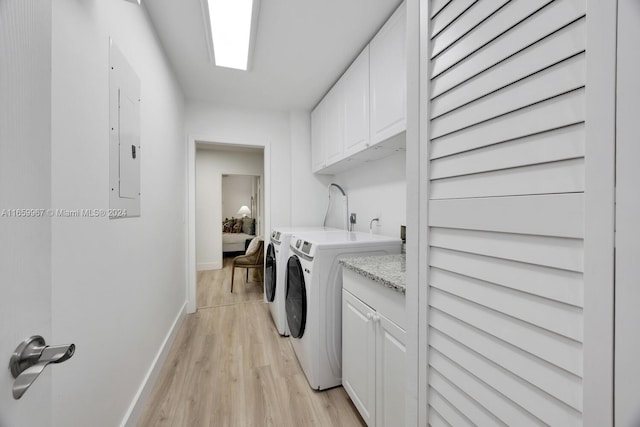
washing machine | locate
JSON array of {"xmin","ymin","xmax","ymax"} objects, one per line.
[
  {"xmin": 285, "ymin": 231, "xmax": 402, "ymax": 390},
  {"xmin": 265, "ymin": 226, "xmax": 342, "ymax": 336}
]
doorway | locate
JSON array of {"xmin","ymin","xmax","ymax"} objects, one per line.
[
  {"xmin": 188, "ymin": 137, "xmax": 270, "ymax": 313},
  {"xmin": 221, "ymin": 173, "xmax": 262, "ymax": 250}
]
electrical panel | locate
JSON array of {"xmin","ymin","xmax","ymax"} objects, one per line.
[{"xmin": 109, "ymin": 39, "xmax": 141, "ymax": 218}]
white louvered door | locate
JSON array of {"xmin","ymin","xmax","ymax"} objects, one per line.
[{"xmin": 422, "ymin": 0, "xmax": 615, "ymax": 426}]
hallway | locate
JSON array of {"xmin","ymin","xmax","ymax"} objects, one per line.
[{"xmin": 138, "ymin": 258, "xmax": 365, "ymax": 426}]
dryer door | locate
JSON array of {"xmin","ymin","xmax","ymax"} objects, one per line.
[
  {"xmin": 286, "ymin": 255, "xmax": 307, "ymax": 339},
  {"xmin": 265, "ymin": 243, "xmax": 277, "ymax": 302}
]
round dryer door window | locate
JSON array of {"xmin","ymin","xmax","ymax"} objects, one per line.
[
  {"xmin": 265, "ymin": 243, "xmax": 276, "ymax": 302},
  {"xmin": 285, "ymin": 255, "xmax": 306, "ymax": 339}
]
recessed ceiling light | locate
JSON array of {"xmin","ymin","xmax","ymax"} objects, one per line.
[{"xmin": 205, "ymin": 0, "xmax": 257, "ymax": 71}]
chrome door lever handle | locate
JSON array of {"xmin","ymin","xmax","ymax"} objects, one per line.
[
  {"xmin": 9, "ymin": 336, "xmax": 75, "ymax": 399},
  {"xmin": 12, "ymin": 361, "xmax": 49, "ymax": 400}
]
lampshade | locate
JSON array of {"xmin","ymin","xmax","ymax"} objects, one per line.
[{"xmin": 237, "ymin": 205, "xmax": 251, "ymax": 217}]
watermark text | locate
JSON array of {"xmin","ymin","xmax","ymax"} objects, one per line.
[{"xmin": 1, "ymin": 208, "xmax": 127, "ymax": 218}]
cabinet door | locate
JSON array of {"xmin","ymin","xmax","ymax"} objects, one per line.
[
  {"xmin": 311, "ymin": 98, "xmax": 325, "ymax": 172},
  {"xmin": 324, "ymin": 82, "xmax": 344, "ymax": 166},
  {"xmin": 376, "ymin": 313, "xmax": 406, "ymax": 427},
  {"xmin": 343, "ymin": 46, "xmax": 370, "ymax": 157},
  {"xmin": 343, "ymin": 290, "xmax": 376, "ymax": 425},
  {"xmin": 370, "ymin": 1, "xmax": 406, "ymax": 144}
]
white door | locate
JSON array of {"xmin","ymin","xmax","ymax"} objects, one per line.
[
  {"xmin": 311, "ymin": 99, "xmax": 326, "ymax": 172},
  {"xmin": 421, "ymin": 0, "xmax": 616, "ymax": 425},
  {"xmin": 324, "ymin": 83, "xmax": 344, "ymax": 166},
  {"xmin": 376, "ymin": 314, "xmax": 406, "ymax": 427},
  {"xmin": 342, "ymin": 290, "xmax": 376, "ymax": 425},
  {"xmin": 342, "ymin": 46, "xmax": 370, "ymax": 158},
  {"xmin": 0, "ymin": 0, "xmax": 53, "ymax": 424},
  {"xmin": 370, "ymin": 1, "xmax": 406, "ymax": 145},
  {"xmin": 615, "ymin": 0, "xmax": 640, "ymax": 425}
]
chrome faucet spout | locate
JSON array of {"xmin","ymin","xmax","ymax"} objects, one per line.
[
  {"xmin": 369, "ymin": 218, "xmax": 380, "ymax": 233},
  {"xmin": 323, "ymin": 183, "xmax": 349, "ymax": 231},
  {"xmin": 328, "ymin": 183, "xmax": 346, "ymax": 196}
]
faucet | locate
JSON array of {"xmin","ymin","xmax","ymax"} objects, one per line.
[
  {"xmin": 323, "ymin": 183, "xmax": 350, "ymax": 231},
  {"xmin": 328, "ymin": 182, "xmax": 346, "ymax": 197},
  {"xmin": 369, "ymin": 218, "xmax": 379, "ymax": 233}
]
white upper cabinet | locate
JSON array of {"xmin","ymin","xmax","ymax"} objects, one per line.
[
  {"xmin": 343, "ymin": 46, "xmax": 370, "ymax": 158},
  {"xmin": 370, "ymin": 2, "xmax": 406, "ymax": 145},
  {"xmin": 311, "ymin": 81, "xmax": 344, "ymax": 171},
  {"xmin": 311, "ymin": 1, "xmax": 406, "ymax": 174},
  {"xmin": 311, "ymin": 98, "xmax": 326, "ymax": 172},
  {"xmin": 324, "ymin": 81, "xmax": 344, "ymax": 166}
]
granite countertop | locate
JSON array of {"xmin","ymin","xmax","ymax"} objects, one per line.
[{"xmin": 340, "ymin": 254, "xmax": 406, "ymax": 295}]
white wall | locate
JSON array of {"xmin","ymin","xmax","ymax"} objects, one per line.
[
  {"xmin": 188, "ymin": 105, "xmax": 331, "ymax": 232},
  {"xmin": 50, "ymin": 2, "xmax": 186, "ymax": 427},
  {"xmin": 222, "ymin": 175, "xmax": 255, "ymax": 219},
  {"xmin": 0, "ymin": 1, "xmax": 53, "ymax": 425},
  {"xmin": 188, "ymin": 103, "xmax": 291, "ymax": 235},
  {"xmin": 289, "ymin": 111, "xmax": 333, "ymax": 226},
  {"xmin": 196, "ymin": 149, "xmax": 263, "ymax": 270},
  {"xmin": 332, "ymin": 150, "xmax": 406, "ymax": 238}
]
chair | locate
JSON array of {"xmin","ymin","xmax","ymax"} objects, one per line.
[{"xmin": 230, "ymin": 237, "xmax": 264, "ymax": 292}]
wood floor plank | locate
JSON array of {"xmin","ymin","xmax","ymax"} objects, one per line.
[
  {"xmin": 197, "ymin": 256, "xmax": 264, "ymax": 309},
  {"xmin": 140, "ymin": 315, "xmax": 198, "ymax": 426},
  {"xmin": 138, "ymin": 259, "xmax": 365, "ymax": 427}
]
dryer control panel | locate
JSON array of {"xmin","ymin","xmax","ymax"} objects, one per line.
[
  {"xmin": 293, "ymin": 238, "xmax": 313, "ymax": 257},
  {"xmin": 301, "ymin": 241, "xmax": 312, "ymax": 255}
]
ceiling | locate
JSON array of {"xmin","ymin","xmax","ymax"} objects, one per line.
[{"xmin": 144, "ymin": 0, "xmax": 403, "ymax": 111}]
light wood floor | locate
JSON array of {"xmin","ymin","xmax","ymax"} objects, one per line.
[
  {"xmin": 138, "ymin": 256, "xmax": 365, "ymax": 427},
  {"xmin": 196, "ymin": 257, "xmax": 264, "ymax": 309}
]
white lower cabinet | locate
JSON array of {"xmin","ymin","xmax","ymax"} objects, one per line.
[
  {"xmin": 376, "ymin": 314, "xmax": 406, "ymax": 427},
  {"xmin": 342, "ymin": 269, "xmax": 406, "ymax": 426},
  {"xmin": 343, "ymin": 290, "xmax": 376, "ymax": 425}
]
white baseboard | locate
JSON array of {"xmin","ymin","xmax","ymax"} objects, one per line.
[
  {"xmin": 197, "ymin": 261, "xmax": 222, "ymax": 271},
  {"xmin": 120, "ymin": 302, "xmax": 187, "ymax": 427}
]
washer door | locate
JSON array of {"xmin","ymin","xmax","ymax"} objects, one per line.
[
  {"xmin": 285, "ymin": 255, "xmax": 307, "ymax": 339},
  {"xmin": 265, "ymin": 243, "xmax": 276, "ymax": 302}
]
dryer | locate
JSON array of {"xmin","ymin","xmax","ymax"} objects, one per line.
[
  {"xmin": 285, "ymin": 231, "xmax": 401, "ymax": 390},
  {"xmin": 265, "ymin": 226, "xmax": 341, "ymax": 336}
]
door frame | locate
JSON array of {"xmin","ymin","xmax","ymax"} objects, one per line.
[
  {"xmin": 614, "ymin": 0, "xmax": 640, "ymax": 424},
  {"xmin": 187, "ymin": 134, "xmax": 271, "ymax": 313},
  {"xmin": 582, "ymin": 1, "xmax": 617, "ymax": 424}
]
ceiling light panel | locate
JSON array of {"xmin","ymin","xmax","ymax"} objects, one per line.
[{"xmin": 207, "ymin": 0, "xmax": 253, "ymax": 70}]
